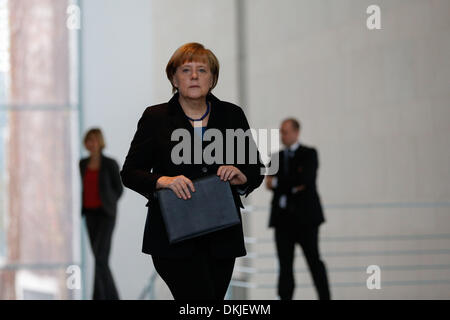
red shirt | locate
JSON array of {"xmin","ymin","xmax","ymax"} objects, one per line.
[{"xmin": 83, "ymin": 168, "xmax": 102, "ymax": 208}]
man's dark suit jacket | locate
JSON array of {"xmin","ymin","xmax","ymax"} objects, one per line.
[
  {"xmin": 268, "ymin": 144, "xmax": 325, "ymax": 228},
  {"xmin": 120, "ymin": 92, "xmax": 265, "ymax": 259},
  {"xmin": 79, "ymin": 154, "xmax": 124, "ymax": 218}
]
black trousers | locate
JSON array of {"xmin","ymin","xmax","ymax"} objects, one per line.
[
  {"xmin": 151, "ymin": 239, "xmax": 235, "ymax": 300},
  {"xmin": 275, "ymin": 220, "xmax": 330, "ymax": 300},
  {"xmin": 84, "ymin": 207, "xmax": 119, "ymax": 300}
]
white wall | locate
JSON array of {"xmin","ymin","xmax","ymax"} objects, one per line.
[
  {"xmin": 81, "ymin": 0, "xmax": 450, "ymax": 300},
  {"xmin": 246, "ymin": 0, "xmax": 450, "ymax": 299},
  {"xmin": 81, "ymin": 0, "xmax": 155, "ymax": 300}
]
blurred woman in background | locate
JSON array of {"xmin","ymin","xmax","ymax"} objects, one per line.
[{"xmin": 79, "ymin": 128, "xmax": 123, "ymax": 300}]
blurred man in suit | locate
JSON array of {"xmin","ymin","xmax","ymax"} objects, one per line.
[{"xmin": 266, "ymin": 118, "xmax": 330, "ymax": 300}]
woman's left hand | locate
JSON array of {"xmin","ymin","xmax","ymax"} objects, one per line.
[{"xmin": 217, "ymin": 165, "xmax": 247, "ymax": 186}]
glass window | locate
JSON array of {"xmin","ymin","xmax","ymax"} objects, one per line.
[{"xmin": 0, "ymin": 0, "xmax": 81, "ymax": 300}]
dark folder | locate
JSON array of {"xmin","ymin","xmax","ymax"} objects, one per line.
[{"xmin": 156, "ymin": 175, "xmax": 241, "ymax": 244}]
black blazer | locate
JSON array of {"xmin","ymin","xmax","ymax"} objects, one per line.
[
  {"xmin": 120, "ymin": 93, "xmax": 265, "ymax": 258},
  {"xmin": 79, "ymin": 154, "xmax": 124, "ymax": 217},
  {"xmin": 268, "ymin": 144, "xmax": 325, "ymax": 228}
]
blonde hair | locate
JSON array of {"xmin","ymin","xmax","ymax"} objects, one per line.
[
  {"xmin": 166, "ymin": 42, "xmax": 220, "ymax": 94},
  {"xmin": 83, "ymin": 128, "xmax": 105, "ymax": 150}
]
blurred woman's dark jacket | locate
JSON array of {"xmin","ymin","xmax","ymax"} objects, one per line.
[{"xmin": 79, "ymin": 154, "xmax": 124, "ymax": 217}]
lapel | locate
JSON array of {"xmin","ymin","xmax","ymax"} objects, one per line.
[
  {"xmin": 81, "ymin": 153, "xmax": 105, "ymax": 177},
  {"xmin": 280, "ymin": 144, "xmax": 303, "ymax": 175},
  {"xmin": 295, "ymin": 144, "xmax": 306, "ymax": 159},
  {"xmin": 293, "ymin": 144, "xmax": 306, "ymax": 174},
  {"xmin": 99, "ymin": 153, "xmax": 106, "ymax": 176},
  {"xmin": 80, "ymin": 158, "xmax": 87, "ymax": 177},
  {"xmin": 278, "ymin": 150, "xmax": 286, "ymax": 176}
]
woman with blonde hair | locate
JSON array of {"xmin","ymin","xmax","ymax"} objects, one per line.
[
  {"xmin": 79, "ymin": 128, "xmax": 123, "ymax": 300},
  {"xmin": 121, "ymin": 43, "xmax": 265, "ymax": 300}
]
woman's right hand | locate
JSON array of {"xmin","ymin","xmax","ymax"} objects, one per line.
[{"xmin": 156, "ymin": 176, "xmax": 195, "ymax": 200}]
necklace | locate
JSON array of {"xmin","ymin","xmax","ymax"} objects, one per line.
[{"xmin": 185, "ymin": 101, "xmax": 210, "ymax": 122}]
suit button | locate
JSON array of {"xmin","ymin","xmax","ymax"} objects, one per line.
[{"xmin": 202, "ymin": 167, "xmax": 208, "ymax": 173}]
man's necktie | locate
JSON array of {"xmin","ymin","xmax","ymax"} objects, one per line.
[
  {"xmin": 279, "ymin": 149, "xmax": 293, "ymax": 209},
  {"xmin": 283, "ymin": 149, "xmax": 294, "ymax": 176}
]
